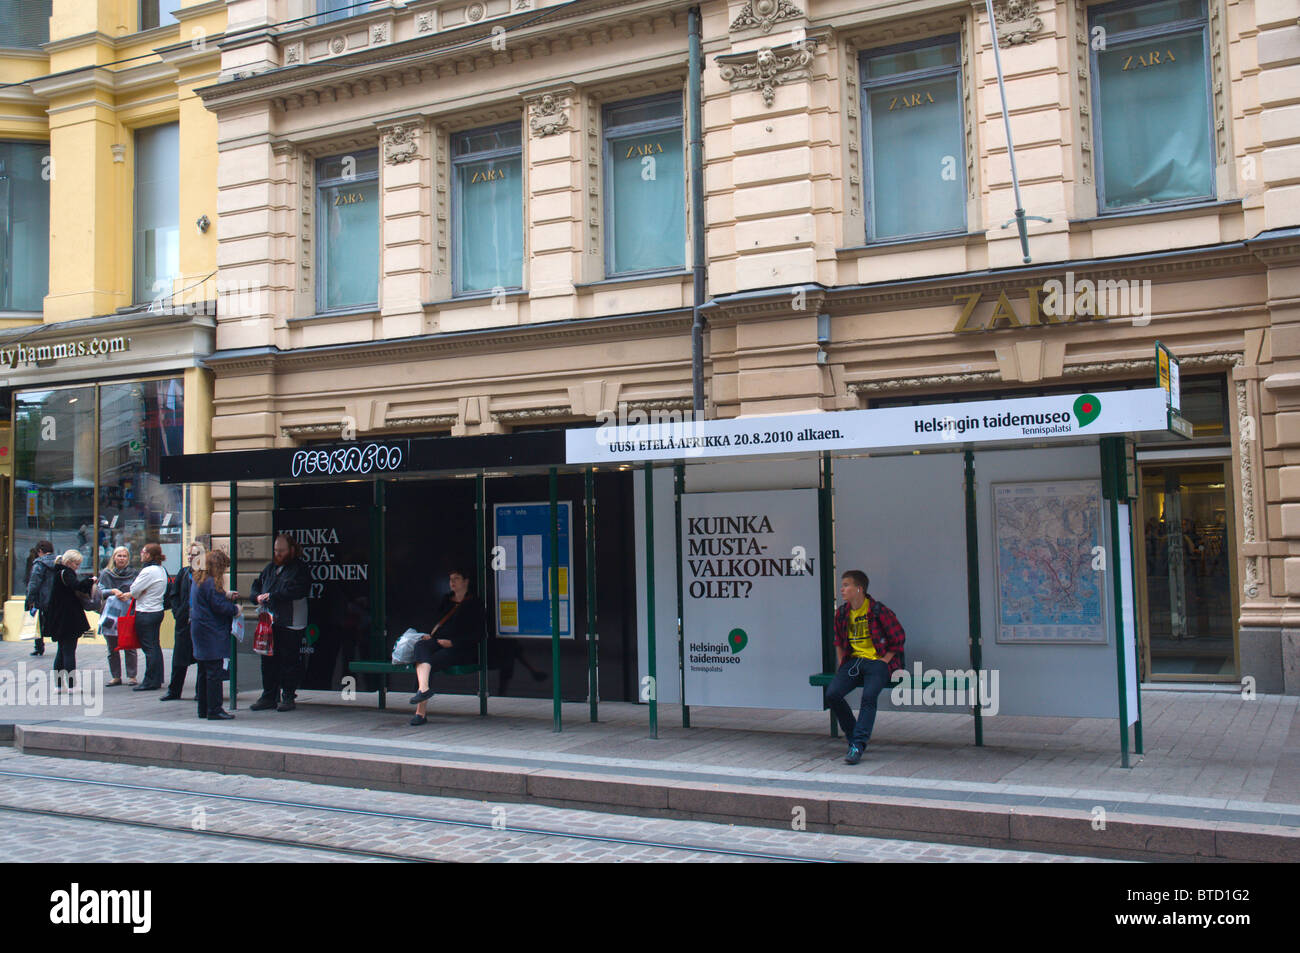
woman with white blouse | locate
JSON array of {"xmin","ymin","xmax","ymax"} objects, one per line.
[{"xmin": 108, "ymin": 541, "xmax": 169, "ymax": 691}]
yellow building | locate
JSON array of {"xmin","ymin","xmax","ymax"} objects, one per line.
[{"xmin": 0, "ymin": 1, "xmax": 226, "ymax": 645}]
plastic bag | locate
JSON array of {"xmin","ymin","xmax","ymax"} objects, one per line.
[
  {"xmin": 391, "ymin": 628, "xmax": 423, "ymax": 664},
  {"xmin": 231, "ymin": 613, "xmax": 245, "ymax": 643}
]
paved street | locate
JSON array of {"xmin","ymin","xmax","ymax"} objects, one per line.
[{"xmin": 0, "ymin": 748, "xmax": 1107, "ymax": 862}]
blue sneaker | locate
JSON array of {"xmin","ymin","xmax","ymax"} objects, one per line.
[{"xmin": 844, "ymin": 744, "xmax": 863, "ymax": 765}]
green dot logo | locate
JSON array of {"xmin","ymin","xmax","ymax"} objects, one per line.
[
  {"xmin": 727, "ymin": 628, "xmax": 748, "ymax": 654},
  {"xmin": 1073, "ymin": 394, "xmax": 1101, "ymax": 428},
  {"xmin": 305, "ymin": 623, "xmax": 320, "ymax": 647}
]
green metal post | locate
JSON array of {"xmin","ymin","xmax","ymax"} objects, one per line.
[
  {"xmin": 370, "ymin": 480, "xmax": 387, "ymax": 709},
  {"xmin": 229, "ymin": 481, "xmax": 238, "ymax": 710},
  {"xmin": 644, "ymin": 461, "xmax": 658, "ymax": 739},
  {"xmin": 674, "ymin": 463, "xmax": 689, "ymax": 728},
  {"xmin": 476, "ymin": 473, "xmax": 488, "ymax": 717},
  {"xmin": 585, "ymin": 468, "xmax": 598, "ymax": 723},
  {"xmin": 819, "ymin": 452, "xmax": 837, "ymax": 737},
  {"xmin": 964, "ymin": 451, "xmax": 984, "ymax": 747},
  {"xmin": 549, "ymin": 467, "xmax": 562, "ymax": 733},
  {"xmin": 1102, "ymin": 437, "xmax": 1132, "ymax": 769}
]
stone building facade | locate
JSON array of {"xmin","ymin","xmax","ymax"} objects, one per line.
[{"xmin": 200, "ymin": 0, "xmax": 1300, "ymax": 690}]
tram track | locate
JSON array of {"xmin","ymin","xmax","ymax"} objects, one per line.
[{"xmin": 0, "ymin": 767, "xmax": 832, "ymax": 863}]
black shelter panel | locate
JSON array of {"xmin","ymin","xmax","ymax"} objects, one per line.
[{"xmin": 260, "ymin": 504, "xmax": 372, "ymax": 691}]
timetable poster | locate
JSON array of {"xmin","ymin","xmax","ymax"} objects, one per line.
[{"xmin": 493, "ymin": 502, "xmax": 573, "ymax": 638}]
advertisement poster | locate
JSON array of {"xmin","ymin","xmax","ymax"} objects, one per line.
[
  {"xmin": 493, "ymin": 502, "xmax": 573, "ymax": 638},
  {"xmin": 273, "ymin": 507, "xmax": 371, "ymax": 689},
  {"xmin": 993, "ymin": 481, "xmax": 1107, "ymax": 644},
  {"xmin": 680, "ymin": 489, "xmax": 822, "ymax": 710}
]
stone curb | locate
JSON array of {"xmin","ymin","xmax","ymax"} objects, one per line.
[{"xmin": 10, "ymin": 724, "xmax": 1298, "ymax": 862}]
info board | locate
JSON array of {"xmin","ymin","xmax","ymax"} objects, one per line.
[
  {"xmin": 680, "ymin": 489, "xmax": 823, "ymax": 710},
  {"xmin": 493, "ymin": 501, "xmax": 573, "ymax": 638},
  {"xmin": 992, "ymin": 480, "xmax": 1107, "ymax": 644}
]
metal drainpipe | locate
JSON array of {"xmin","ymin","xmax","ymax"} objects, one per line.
[{"xmin": 688, "ymin": 6, "xmax": 706, "ymax": 417}]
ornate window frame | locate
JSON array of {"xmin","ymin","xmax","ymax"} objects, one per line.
[{"xmin": 839, "ymin": 12, "xmax": 978, "ymax": 248}]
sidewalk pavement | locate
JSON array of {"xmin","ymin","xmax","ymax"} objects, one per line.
[{"xmin": 2, "ymin": 642, "xmax": 1297, "ymax": 861}]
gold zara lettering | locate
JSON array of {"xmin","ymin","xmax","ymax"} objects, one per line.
[
  {"xmin": 470, "ymin": 168, "xmax": 506, "ymax": 184},
  {"xmin": 624, "ymin": 142, "xmax": 665, "ymax": 158},
  {"xmin": 951, "ymin": 284, "xmax": 1119, "ymax": 333},
  {"xmin": 1121, "ymin": 49, "xmax": 1177, "ymax": 70},
  {"xmin": 333, "ymin": 192, "xmax": 365, "ymax": 206},
  {"xmin": 887, "ymin": 91, "xmax": 936, "ymax": 110}
]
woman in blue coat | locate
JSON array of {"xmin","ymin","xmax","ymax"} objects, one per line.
[{"xmin": 189, "ymin": 548, "xmax": 241, "ymax": 720}]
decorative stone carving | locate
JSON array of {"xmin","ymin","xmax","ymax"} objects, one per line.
[
  {"xmin": 383, "ymin": 123, "xmax": 420, "ymax": 165},
  {"xmin": 372, "ymin": 23, "xmax": 388, "ymax": 44},
  {"xmin": 285, "ymin": 44, "xmax": 301, "ymax": 64},
  {"xmin": 729, "ymin": 0, "xmax": 802, "ymax": 35},
  {"xmin": 527, "ymin": 92, "xmax": 572, "ymax": 137},
  {"xmin": 516, "ymin": 0, "xmax": 532, "ymax": 8},
  {"xmin": 416, "ymin": 13, "xmax": 434, "ymax": 32},
  {"xmin": 386, "ymin": 414, "xmax": 457, "ymax": 430},
  {"xmin": 467, "ymin": 2, "xmax": 486, "ymax": 22},
  {"xmin": 716, "ymin": 40, "xmax": 817, "ymax": 108},
  {"xmin": 491, "ymin": 406, "xmax": 571, "ymax": 422},
  {"xmin": 328, "ymin": 35, "xmax": 345, "ymax": 55},
  {"xmin": 991, "ymin": 0, "xmax": 1043, "ymax": 46}
]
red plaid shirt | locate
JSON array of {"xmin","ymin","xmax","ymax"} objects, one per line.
[{"xmin": 833, "ymin": 597, "xmax": 906, "ymax": 674}]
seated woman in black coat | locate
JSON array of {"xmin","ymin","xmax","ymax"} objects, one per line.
[
  {"xmin": 47, "ymin": 550, "xmax": 96, "ymax": 691},
  {"xmin": 408, "ymin": 569, "xmax": 483, "ymax": 726}
]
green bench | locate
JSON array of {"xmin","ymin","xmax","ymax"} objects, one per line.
[
  {"xmin": 348, "ymin": 660, "xmax": 481, "ymax": 711},
  {"xmin": 809, "ymin": 669, "xmax": 980, "ymax": 737}
]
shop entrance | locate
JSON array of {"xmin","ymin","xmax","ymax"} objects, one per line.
[{"xmin": 1137, "ymin": 461, "xmax": 1237, "ymax": 680}]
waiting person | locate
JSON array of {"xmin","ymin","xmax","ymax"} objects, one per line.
[
  {"xmin": 106, "ymin": 542, "xmax": 169, "ymax": 691},
  {"xmin": 825, "ymin": 570, "xmax": 906, "ymax": 765},
  {"xmin": 161, "ymin": 540, "xmax": 204, "ymax": 702},
  {"xmin": 190, "ymin": 547, "xmax": 239, "ymax": 720},
  {"xmin": 408, "ymin": 569, "xmax": 484, "ymax": 726},
  {"xmin": 95, "ymin": 546, "xmax": 139, "ymax": 686},
  {"xmin": 249, "ymin": 534, "xmax": 311, "ymax": 712},
  {"xmin": 23, "ymin": 540, "xmax": 56, "ymax": 657},
  {"xmin": 46, "ymin": 550, "xmax": 96, "ymax": 692}
]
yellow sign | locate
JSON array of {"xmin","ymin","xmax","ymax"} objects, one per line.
[
  {"xmin": 500, "ymin": 601, "xmax": 518, "ymax": 628},
  {"xmin": 558, "ymin": 567, "xmax": 568, "ymax": 596},
  {"xmin": 1157, "ymin": 349, "xmax": 1170, "ymax": 393}
]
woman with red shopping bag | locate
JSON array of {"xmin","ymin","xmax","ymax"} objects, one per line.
[{"xmin": 106, "ymin": 542, "xmax": 169, "ymax": 691}]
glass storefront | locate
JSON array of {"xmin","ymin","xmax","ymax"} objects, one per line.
[
  {"xmin": 1138, "ymin": 462, "xmax": 1235, "ymax": 678},
  {"xmin": 11, "ymin": 378, "xmax": 184, "ymax": 591}
]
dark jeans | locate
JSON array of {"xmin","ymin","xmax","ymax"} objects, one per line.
[
  {"xmin": 195, "ymin": 659, "xmax": 225, "ymax": 716},
  {"xmin": 52, "ymin": 638, "xmax": 78, "ymax": 681},
  {"xmin": 260, "ymin": 624, "xmax": 304, "ymax": 700},
  {"xmin": 135, "ymin": 610, "xmax": 165, "ymax": 688},
  {"xmin": 167, "ymin": 623, "xmax": 194, "ymax": 695},
  {"xmin": 825, "ymin": 657, "xmax": 892, "ymax": 748}
]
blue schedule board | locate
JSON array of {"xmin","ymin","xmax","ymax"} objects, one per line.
[{"xmin": 493, "ymin": 501, "xmax": 573, "ymax": 638}]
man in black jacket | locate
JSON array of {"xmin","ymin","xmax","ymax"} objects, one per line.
[
  {"xmin": 160, "ymin": 540, "xmax": 203, "ymax": 702},
  {"xmin": 249, "ymin": 534, "xmax": 311, "ymax": 712}
]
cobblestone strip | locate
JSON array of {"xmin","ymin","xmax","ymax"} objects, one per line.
[{"xmin": 0, "ymin": 750, "xmax": 1107, "ymax": 863}]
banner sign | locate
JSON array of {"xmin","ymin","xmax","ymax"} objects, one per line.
[
  {"xmin": 681, "ymin": 489, "xmax": 823, "ymax": 710},
  {"xmin": 567, "ymin": 388, "xmax": 1172, "ymax": 465},
  {"xmin": 493, "ymin": 502, "xmax": 573, "ymax": 638}
]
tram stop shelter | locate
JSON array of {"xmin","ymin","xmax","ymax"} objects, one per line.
[{"xmin": 161, "ymin": 371, "xmax": 1189, "ymax": 769}]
